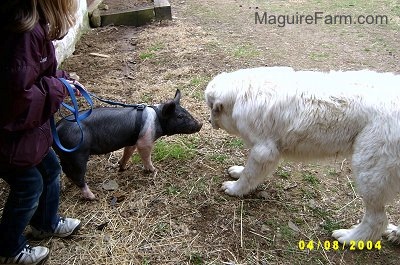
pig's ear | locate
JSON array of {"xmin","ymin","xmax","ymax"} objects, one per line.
[
  {"xmin": 161, "ymin": 101, "xmax": 176, "ymax": 117},
  {"xmin": 173, "ymin": 89, "xmax": 181, "ymax": 105}
]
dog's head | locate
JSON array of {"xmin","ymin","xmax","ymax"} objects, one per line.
[
  {"xmin": 205, "ymin": 92, "xmax": 223, "ymax": 130},
  {"xmin": 204, "ymin": 74, "xmax": 239, "ymax": 135}
]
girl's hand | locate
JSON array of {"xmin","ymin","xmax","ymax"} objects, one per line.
[{"xmin": 67, "ymin": 79, "xmax": 86, "ymax": 96}]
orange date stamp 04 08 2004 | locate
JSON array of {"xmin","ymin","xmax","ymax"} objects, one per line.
[{"xmin": 298, "ymin": 240, "xmax": 382, "ymax": 251}]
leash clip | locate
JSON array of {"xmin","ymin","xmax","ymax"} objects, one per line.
[{"xmin": 136, "ymin": 104, "xmax": 146, "ymax": 110}]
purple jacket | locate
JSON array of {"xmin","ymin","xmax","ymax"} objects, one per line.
[{"xmin": 0, "ymin": 20, "xmax": 68, "ymax": 167}]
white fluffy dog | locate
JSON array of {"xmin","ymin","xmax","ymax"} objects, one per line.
[{"xmin": 205, "ymin": 67, "xmax": 400, "ymax": 244}]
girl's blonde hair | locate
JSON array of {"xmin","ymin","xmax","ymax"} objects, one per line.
[
  {"xmin": 1, "ymin": 0, "xmax": 77, "ymax": 40},
  {"xmin": 39, "ymin": 0, "xmax": 77, "ymax": 40}
]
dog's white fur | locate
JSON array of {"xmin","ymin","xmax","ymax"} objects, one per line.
[{"xmin": 205, "ymin": 67, "xmax": 400, "ymax": 244}]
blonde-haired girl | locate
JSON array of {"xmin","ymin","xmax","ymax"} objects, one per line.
[{"xmin": 0, "ymin": 1, "xmax": 83, "ymax": 264}]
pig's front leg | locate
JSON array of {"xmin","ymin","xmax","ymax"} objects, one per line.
[
  {"xmin": 119, "ymin": 145, "xmax": 136, "ymax": 171},
  {"xmin": 136, "ymin": 130, "xmax": 156, "ymax": 172}
]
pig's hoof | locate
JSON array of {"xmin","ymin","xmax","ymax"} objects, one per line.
[
  {"xmin": 82, "ymin": 194, "xmax": 96, "ymax": 201},
  {"xmin": 81, "ymin": 188, "xmax": 96, "ymax": 200},
  {"xmin": 118, "ymin": 166, "xmax": 127, "ymax": 172},
  {"xmin": 143, "ymin": 165, "xmax": 156, "ymax": 173},
  {"xmin": 118, "ymin": 163, "xmax": 130, "ymax": 172}
]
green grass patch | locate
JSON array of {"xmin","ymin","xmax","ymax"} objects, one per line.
[
  {"xmin": 131, "ymin": 139, "xmax": 197, "ymax": 164},
  {"xmin": 276, "ymin": 166, "xmax": 291, "ymax": 179},
  {"xmin": 225, "ymin": 138, "xmax": 244, "ymax": 148},
  {"xmin": 188, "ymin": 177, "xmax": 209, "ymax": 195},
  {"xmin": 153, "ymin": 139, "xmax": 196, "ymax": 161},
  {"xmin": 139, "ymin": 42, "xmax": 165, "ymax": 60},
  {"xmin": 301, "ymin": 188, "xmax": 319, "ymax": 199},
  {"xmin": 233, "ymin": 45, "xmax": 260, "ymax": 58},
  {"xmin": 347, "ymin": 179, "xmax": 357, "ymax": 190},
  {"xmin": 309, "ymin": 51, "xmax": 330, "ymax": 61},
  {"xmin": 139, "ymin": 51, "xmax": 155, "ymax": 60},
  {"xmin": 191, "ymin": 89, "xmax": 205, "ymax": 101},
  {"xmin": 208, "ymin": 154, "xmax": 228, "ymax": 163},
  {"xmin": 141, "ymin": 258, "xmax": 150, "ymax": 265},
  {"xmin": 140, "ymin": 93, "xmax": 153, "ymax": 103},
  {"xmin": 188, "ymin": 253, "xmax": 204, "ymax": 265},
  {"xmin": 280, "ymin": 225, "xmax": 294, "ymax": 239},
  {"xmin": 327, "ymin": 167, "xmax": 339, "ymax": 176},
  {"xmin": 155, "ymin": 222, "xmax": 170, "ymax": 235},
  {"xmin": 166, "ymin": 185, "xmax": 180, "ymax": 195},
  {"xmin": 321, "ymin": 218, "xmax": 342, "ymax": 233},
  {"xmin": 149, "ymin": 42, "xmax": 165, "ymax": 52},
  {"xmin": 186, "ymin": 75, "xmax": 210, "ymax": 101},
  {"xmin": 190, "ymin": 76, "xmax": 208, "ymax": 87},
  {"xmin": 302, "ymin": 172, "xmax": 320, "ymax": 185}
]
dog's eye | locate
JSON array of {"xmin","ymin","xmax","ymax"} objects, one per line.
[{"xmin": 177, "ymin": 114, "xmax": 184, "ymax": 119}]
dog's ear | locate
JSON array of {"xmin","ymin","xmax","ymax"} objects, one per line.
[{"xmin": 212, "ymin": 101, "xmax": 223, "ymax": 114}]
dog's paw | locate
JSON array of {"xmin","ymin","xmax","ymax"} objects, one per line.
[
  {"xmin": 221, "ymin": 180, "xmax": 245, "ymax": 196},
  {"xmin": 332, "ymin": 224, "xmax": 379, "ymax": 244},
  {"xmin": 332, "ymin": 228, "xmax": 353, "ymax": 244},
  {"xmin": 384, "ymin": 224, "xmax": 400, "ymax": 244},
  {"xmin": 227, "ymin": 166, "xmax": 244, "ymax": 179}
]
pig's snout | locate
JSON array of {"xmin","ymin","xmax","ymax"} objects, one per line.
[
  {"xmin": 172, "ymin": 117, "xmax": 202, "ymax": 135},
  {"xmin": 184, "ymin": 119, "xmax": 202, "ymax": 134},
  {"xmin": 194, "ymin": 120, "xmax": 203, "ymax": 132}
]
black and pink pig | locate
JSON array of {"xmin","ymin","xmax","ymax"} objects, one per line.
[{"xmin": 54, "ymin": 90, "xmax": 202, "ymax": 200}]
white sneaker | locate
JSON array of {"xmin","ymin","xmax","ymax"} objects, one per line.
[
  {"xmin": 0, "ymin": 245, "xmax": 49, "ymax": 265},
  {"xmin": 31, "ymin": 217, "xmax": 81, "ymax": 239}
]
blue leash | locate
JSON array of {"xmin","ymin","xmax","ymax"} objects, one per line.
[
  {"xmin": 50, "ymin": 78, "xmax": 94, "ymax": 152},
  {"xmin": 88, "ymin": 92, "xmax": 147, "ymax": 109}
]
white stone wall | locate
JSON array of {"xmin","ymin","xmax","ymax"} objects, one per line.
[{"xmin": 54, "ymin": 0, "xmax": 89, "ymax": 66}]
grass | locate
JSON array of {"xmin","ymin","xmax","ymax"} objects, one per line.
[
  {"xmin": 131, "ymin": 138, "xmax": 197, "ymax": 164},
  {"xmin": 140, "ymin": 92, "xmax": 153, "ymax": 103},
  {"xmin": 188, "ymin": 253, "xmax": 204, "ymax": 265},
  {"xmin": 208, "ymin": 154, "xmax": 228, "ymax": 163},
  {"xmin": 302, "ymin": 172, "xmax": 320, "ymax": 185},
  {"xmin": 309, "ymin": 51, "xmax": 330, "ymax": 61},
  {"xmin": 327, "ymin": 167, "xmax": 339, "ymax": 176},
  {"xmin": 166, "ymin": 185, "xmax": 181, "ymax": 195},
  {"xmin": 233, "ymin": 44, "xmax": 261, "ymax": 58},
  {"xmin": 321, "ymin": 218, "xmax": 343, "ymax": 233},
  {"xmin": 139, "ymin": 51, "xmax": 155, "ymax": 60},
  {"xmin": 226, "ymin": 138, "xmax": 244, "ymax": 148},
  {"xmin": 139, "ymin": 42, "xmax": 165, "ymax": 60},
  {"xmin": 276, "ymin": 165, "xmax": 291, "ymax": 179},
  {"xmin": 181, "ymin": 75, "xmax": 210, "ymax": 101}
]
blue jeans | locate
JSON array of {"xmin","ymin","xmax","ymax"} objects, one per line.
[{"xmin": 0, "ymin": 149, "xmax": 61, "ymax": 257}]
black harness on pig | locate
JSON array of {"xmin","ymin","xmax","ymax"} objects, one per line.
[
  {"xmin": 129, "ymin": 104, "xmax": 146, "ymax": 142},
  {"xmin": 88, "ymin": 93, "xmax": 170, "ymax": 138}
]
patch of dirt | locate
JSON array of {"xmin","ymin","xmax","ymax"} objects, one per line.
[{"xmin": 1, "ymin": 0, "xmax": 400, "ymax": 264}]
